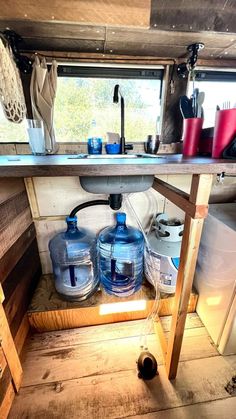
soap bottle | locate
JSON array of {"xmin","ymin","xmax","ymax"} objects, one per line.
[{"xmin": 87, "ymin": 120, "xmax": 103, "ymax": 154}]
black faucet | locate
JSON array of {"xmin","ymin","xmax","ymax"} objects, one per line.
[{"xmin": 113, "ymin": 84, "xmax": 133, "ymax": 154}]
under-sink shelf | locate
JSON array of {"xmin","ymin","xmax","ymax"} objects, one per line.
[{"xmin": 27, "ymin": 275, "xmax": 198, "ymax": 332}]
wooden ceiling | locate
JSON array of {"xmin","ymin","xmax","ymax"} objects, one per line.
[{"xmin": 1, "ymin": 0, "xmax": 236, "ymax": 62}]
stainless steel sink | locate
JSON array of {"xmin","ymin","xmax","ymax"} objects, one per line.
[
  {"xmin": 68, "ymin": 153, "xmax": 163, "ymax": 159},
  {"xmin": 69, "ymin": 153, "xmax": 164, "ymax": 194}
]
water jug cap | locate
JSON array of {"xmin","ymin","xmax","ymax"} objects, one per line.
[
  {"xmin": 66, "ymin": 216, "xmax": 77, "ymax": 223},
  {"xmin": 116, "ymin": 212, "xmax": 126, "ymax": 223}
]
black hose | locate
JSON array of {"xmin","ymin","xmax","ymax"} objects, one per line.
[{"xmin": 70, "ymin": 200, "xmax": 109, "ymax": 218}]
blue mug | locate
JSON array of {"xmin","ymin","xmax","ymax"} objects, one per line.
[{"xmin": 87, "ymin": 137, "xmax": 102, "ymax": 154}]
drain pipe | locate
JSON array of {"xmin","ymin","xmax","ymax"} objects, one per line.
[{"xmin": 69, "ymin": 194, "xmax": 123, "ymax": 217}]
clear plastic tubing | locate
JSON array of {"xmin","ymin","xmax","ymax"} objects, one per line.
[{"xmin": 125, "ymin": 194, "xmax": 161, "ymax": 351}]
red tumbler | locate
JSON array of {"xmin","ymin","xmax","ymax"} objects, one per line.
[
  {"xmin": 182, "ymin": 118, "xmax": 203, "ymax": 157},
  {"xmin": 212, "ymin": 109, "xmax": 236, "ymax": 158}
]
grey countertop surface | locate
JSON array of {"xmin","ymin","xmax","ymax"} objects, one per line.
[{"xmin": 0, "ymin": 154, "xmax": 236, "ymax": 177}]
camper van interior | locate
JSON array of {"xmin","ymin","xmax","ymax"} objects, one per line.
[{"xmin": 0, "ymin": 1, "xmax": 236, "ymax": 418}]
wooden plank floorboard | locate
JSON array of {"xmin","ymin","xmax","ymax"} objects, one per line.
[
  {"xmin": 9, "ymin": 356, "xmax": 236, "ymax": 419},
  {"xmin": 21, "ymin": 324, "xmax": 217, "ymax": 387},
  {"xmin": 26, "ymin": 314, "xmax": 203, "ymax": 352},
  {"xmin": 130, "ymin": 397, "xmax": 236, "ymax": 419}
]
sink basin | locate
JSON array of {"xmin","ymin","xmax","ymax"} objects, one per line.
[
  {"xmin": 74, "ymin": 154, "xmax": 161, "ymax": 194},
  {"xmin": 68, "ymin": 153, "xmax": 163, "ymax": 159},
  {"xmin": 80, "ymin": 174, "xmax": 154, "ymax": 194}
]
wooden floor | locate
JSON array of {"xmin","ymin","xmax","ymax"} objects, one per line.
[{"xmin": 9, "ymin": 314, "xmax": 236, "ymax": 418}]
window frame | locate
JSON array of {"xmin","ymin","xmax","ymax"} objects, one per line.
[{"xmin": 54, "ymin": 63, "xmax": 165, "ymax": 143}]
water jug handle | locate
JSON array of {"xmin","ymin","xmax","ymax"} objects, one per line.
[{"xmin": 111, "ymin": 259, "xmax": 116, "ymax": 281}]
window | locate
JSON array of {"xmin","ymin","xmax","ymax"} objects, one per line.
[
  {"xmin": 189, "ymin": 70, "xmax": 236, "ymax": 128},
  {"xmin": 54, "ymin": 65, "xmax": 163, "ymax": 142},
  {"xmin": 0, "ymin": 64, "xmax": 163, "ymax": 143},
  {"xmin": 0, "ymin": 107, "xmax": 27, "ymax": 142}
]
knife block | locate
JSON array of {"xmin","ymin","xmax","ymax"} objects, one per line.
[{"xmin": 182, "ymin": 118, "xmax": 203, "ymax": 157}]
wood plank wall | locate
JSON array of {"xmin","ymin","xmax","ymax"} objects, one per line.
[{"xmin": 0, "ymin": 178, "xmax": 41, "ymax": 417}]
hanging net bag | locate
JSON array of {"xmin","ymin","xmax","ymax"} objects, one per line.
[{"xmin": 0, "ymin": 38, "xmax": 26, "ymax": 123}]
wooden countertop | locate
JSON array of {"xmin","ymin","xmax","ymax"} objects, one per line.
[{"xmin": 0, "ymin": 154, "xmax": 236, "ymax": 177}]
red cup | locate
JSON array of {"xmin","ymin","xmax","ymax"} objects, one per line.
[
  {"xmin": 212, "ymin": 109, "xmax": 236, "ymax": 158},
  {"xmin": 182, "ymin": 118, "xmax": 203, "ymax": 157}
]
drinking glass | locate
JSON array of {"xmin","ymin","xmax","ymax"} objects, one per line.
[{"xmin": 27, "ymin": 119, "xmax": 46, "ymax": 155}]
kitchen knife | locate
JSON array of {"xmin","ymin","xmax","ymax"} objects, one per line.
[{"xmin": 179, "ymin": 95, "xmax": 194, "ymax": 119}]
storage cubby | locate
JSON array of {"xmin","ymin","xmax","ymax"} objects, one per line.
[{"xmin": 27, "ymin": 274, "xmax": 198, "ymax": 331}]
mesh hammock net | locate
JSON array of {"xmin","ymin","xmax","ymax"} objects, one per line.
[{"xmin": 0, "ymin": 38, "xmax": 26, "ymax": 123}]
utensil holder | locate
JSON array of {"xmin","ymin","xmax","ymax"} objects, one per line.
[
  {"xmin": 182, "ymin": 118, "xmax": 203, "ymax": 157},
  {"xmin": 212, "ymin": 109, "xmax": 236, "ymax": 158}
]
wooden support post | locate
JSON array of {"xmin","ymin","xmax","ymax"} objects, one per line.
[
  {"xmin": 165, "ymin": 174, "xmax": 213, "ymax": 379},
  {"xmin": 153, "ymin": 177, "xmax": 208, "ymax": 218},
  {"xmin": 153, "ymin": 317, "xmax": 168, "ymax": 358},
  {"xmin": 0, "ymin": 304, "xmax": 23, "ymax": 391}
]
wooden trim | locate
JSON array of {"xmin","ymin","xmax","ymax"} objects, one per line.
[
  {"xmin": 164, "ymin": 174, "xmax": 213, "ymax": 379},
  {"xmin": 14, "ymin": 315, "xmax": 30, "ymax": 355},
  {"xmin": 153, "ymin": 317, "xmax": 167, "ymax": 358},
  {"xmin": 2, "ymin": 155, "xmax": 235, "ymax": 177},
  {"xmin": 24, "ymin": 178, "xmax": 40, "ymax": 218},
  {"xmin": 28, "ymin": 292, "xmax": 198, "ymax": 332},
  {"xmin": 0, "ymin": 283, "xmax": 4, "ymax": 304},
  {"xmin": 189, "ymin": 174, "xmax": 213, "ymax": 205},
  {"xmin": 152, "ymin": 177, "xmax": 208, "ymax": 218},
  {"xmin": 0, "ymin": 304, "xmax": 22, "ymax": 391},
  {"xmin": 0, "ymin": 223, "xmax": 36, "ymax": 285},
  {"xmin": 22, "ymin": 53, "xmax": 236, "ymax": 69},
  {"xmin": 24, "ymin": 50, "xmax": 173, "ymax": 64},
  {"xmin": 0, "ymin": 382, "xmax": 15, "ymax": 419}
]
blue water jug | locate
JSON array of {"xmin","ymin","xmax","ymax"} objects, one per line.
[
  {"xmin": 49, "ymin": 216, "xmax": 99, "ymax": 301},
  {"xmin": 98, "ymin": 212, "xmax": 144, "ymax": 296}
]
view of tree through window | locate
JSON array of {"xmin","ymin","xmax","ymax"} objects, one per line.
[
  {"xmin": 54, "ymin": 77, "xmax": 162, "ymax": 142},
  {"xmin": 0, "ymin": 107, "xmax": 27, "ymax": 142}
]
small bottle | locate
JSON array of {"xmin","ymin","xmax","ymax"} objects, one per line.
[
  {"xmin": 49, "ymin": 216, "xmax": 99, "ymax": 301},
  {"xmin": 87, "ymin": 120, "xmax": 103, "ymax": 154},
  {"xmin": 98, "ymin": 212, "xmax": 144, "ymax": 297}
]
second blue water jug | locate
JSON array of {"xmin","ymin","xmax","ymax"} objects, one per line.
[{"xmin": 98, "ymin": 212, "xmax": 144, "ymax": 297}]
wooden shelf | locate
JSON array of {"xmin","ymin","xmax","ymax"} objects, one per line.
[{"xmin": 27, "ymin": 275, "xmax": 198, "ymax": 332}]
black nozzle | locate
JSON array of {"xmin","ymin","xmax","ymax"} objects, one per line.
[
  {"xmin": 113, "ymin": 84, "xmax": 119, "ymax": 103},
  {"xmin": 109, "ymin": 194, "xmax": 122, "ymax": 210},
  {"xmin": 137, "ymin": 351, "xmax": 158, "ymax": 380}
]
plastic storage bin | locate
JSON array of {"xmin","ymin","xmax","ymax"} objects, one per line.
[
  {"xmin": 98, "ymin": 212, "xmax": 144, "ymax": 297},
  {"xmin": 49, "ymin": 216, "xmax": 99, "ymax": 301}
]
